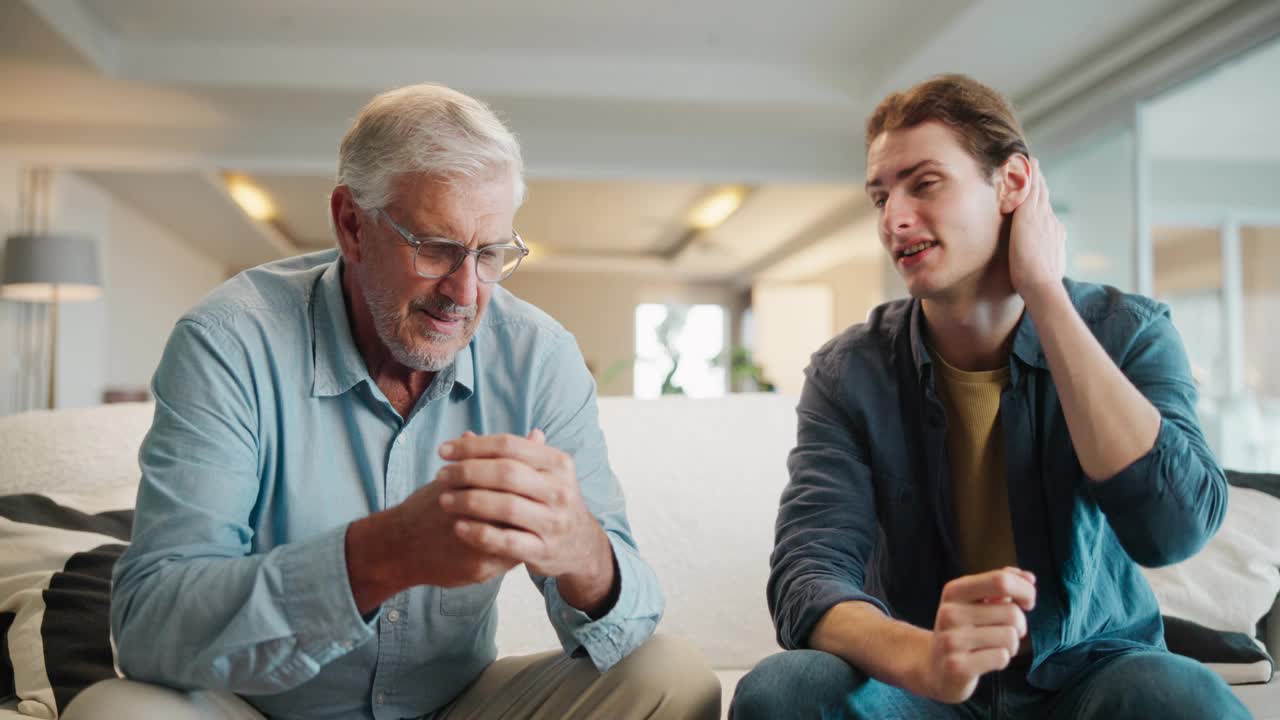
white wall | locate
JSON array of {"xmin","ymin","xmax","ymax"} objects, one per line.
[
  {"xmin": 750, "ymin": 283, "xmax": 833, "ymax": 396},
  {"xmin": 47, "ymin": 171, "xmax": 111, "ymax": 408},
  {"xmin": 96, "ymin": 179, "xmax": 229, "ymax": 390},
  {"xmin": 0, "ymin": 162, "xmax": 18, "ymax": 238},
  {"xmin": 1046, "ymin": 129, "xmax": 1137, "ymax": 291},
  {"xmin": 805, "ymin": 255, "xmax": 883, "ymax": 336},
  {"xmin": 0, "ymin": 166, "xmax": 227, "ymax": 412},
  {"xmin": 752, "ymin": 257, "xmax": 882, "ymax": 396},
  {"xmin": 501, "ymin": 270, "xmax": 737, "ymax": 396},
  {"xmin": 0, "ymin": 160, "xmax": 34, "ymax": 414}
]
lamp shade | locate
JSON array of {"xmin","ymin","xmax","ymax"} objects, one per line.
[{"xmin": 1, "ymin": 233, "xmax": 102, "ymax": 302}]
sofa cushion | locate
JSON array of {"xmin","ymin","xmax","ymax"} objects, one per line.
[
  {"xmin": 1142, "ymin": 485, "xmax": 1280, "ymax": 639},
  {"xmin": 0, "ymin": 492, "xmax": 132, "ymax": 718},
  {"xmin": 0, "ymin": 403, "xmax": 152, "ymax": 496},
  {"xmin": 1227, "ymin": 470, "xmax": 1280, "ymax": 499},
  {"xmin": 1164, "ymin": 615, "xmax": 1274, "ymax": 685},
  {"xmin": 493, "ymin": 394, "xmax": 798, "ymax": 671}
]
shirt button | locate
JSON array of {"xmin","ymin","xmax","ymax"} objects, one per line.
[
  {"xmin": 387, "ymin": 609, "xmax": 401, "ymax": 623},
  {"xmin": 394, "ymin": 435, "xmax": 404, "ymax": 446},
  {"xmin": 375, "ymin": 692, "xmax": 385, "ymax": 705}
]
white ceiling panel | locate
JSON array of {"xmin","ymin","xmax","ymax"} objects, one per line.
[
  {"xmin": 683, "ymin": 184, "xmax": 862, "ymax": 273},
  {"xmin": 3, "ymin": 0, "xmax": 1227, "ymax": 284},
  {"xmin": 82, "ymin": 170, "xmax": 293, "ymax": 270},
  {"xmin": 78, "ymin": 0, "xmax": 964, "ymax": 70},
  {"xmin": 515, "ymin": 180, "xmax": 704, "ymax": 255}
]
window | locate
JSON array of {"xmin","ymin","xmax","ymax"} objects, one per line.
[
  {"xmin": 1043, "ymin": 128, "xmax": 1136, "ymax": 290},
  {"xmin": 1141, "ymin": 36, "xmax": 1280, "ymax": 471},
  {"xmin": 633, "ymin": 303, "xmax": 726, "ymax": 398}
]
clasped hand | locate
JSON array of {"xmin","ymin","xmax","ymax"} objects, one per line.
[{"xmin": 431, "ymin": 429, "xmax": 603, "ymax": 581}]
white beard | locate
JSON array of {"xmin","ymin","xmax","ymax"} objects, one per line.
[{"xmin": 362, "ymin": 282, "xmax": 474, "ymax": 372}]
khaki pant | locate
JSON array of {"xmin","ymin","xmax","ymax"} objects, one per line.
[{"xmin": 63, "ymin": 634, "xmax": 720, "ymax": 720}]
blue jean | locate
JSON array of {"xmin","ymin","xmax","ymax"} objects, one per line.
[{"xmin": 729, "ymin": 649, "xmax": 1252, "ymax": 720}]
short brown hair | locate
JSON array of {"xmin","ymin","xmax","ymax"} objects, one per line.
[{"xmin": 865, "ymin": 74, "xmax": 1030, "ymax": 177}]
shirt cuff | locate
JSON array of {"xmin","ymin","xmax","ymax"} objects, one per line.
[
  {"xmin": 545, "ymin": 533, "xmax": 658, "ymax": 671},
  {"xmin": 278, "ymin": 523, "xmax": 378, "ymax": 666},
  {"xmin": 779, "ymin": 578, "xmax": 892, "ymax": 651}
]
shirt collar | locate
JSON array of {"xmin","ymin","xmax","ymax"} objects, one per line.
[
  {"xmin": 453, "ymin": 341, "xmax": 475, "ymax": 399},
  {"xmin": 905, "ymin": 296, "xmax": 1049, "ymax": 383},
  {"xmin": 311, "ymin": 258, "xmax": 368, "ymax": 397},
  {"xmin": 907, "ymin": 299, "xmax": 932, "ymax": 378},
  {"xmin": 1009, "ymin": 307, "xmax": 1049, "ymax": 370},
  {"xmin": 309, "ymin": 257, "xmax": 476, "ymax": 399}
]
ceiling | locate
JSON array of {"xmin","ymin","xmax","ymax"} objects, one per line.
[{"xmin": 0, "ymin": 0, "xmax": 1221, "ymax": 282}]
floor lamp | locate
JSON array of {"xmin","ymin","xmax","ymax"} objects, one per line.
[{"xmin": 1, "ymin": 233, "xmax": 101, "ymax": 409}]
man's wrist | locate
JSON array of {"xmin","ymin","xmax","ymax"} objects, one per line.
[
  {"xmin": 345, "ymin": 511, "xmax": 405, "ymax": 615},
  {"xmin": 1020, "ymin": 278, "xmax": 1070, "ymax": 320},
  {"xmin": 557, "ymin": 525, "xmax": 617, "ymax": 618},
  {"xmin": 812, "ymin": 601, "xmax": 935, "ymax": 697},
  {"xmin": 903, "ymin": 630, "xmax": 938, "ymax": 700}
]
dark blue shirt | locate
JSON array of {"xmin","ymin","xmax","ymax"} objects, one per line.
[{"xmin": 769, "ymin": 279, "xmax": 1227, "ymax": 690}]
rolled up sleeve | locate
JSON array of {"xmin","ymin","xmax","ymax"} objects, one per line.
[
  {"xmin": 770, "ymin": 360, "xmax": 890, "ymax": 650},
  {"xmin": 116, "ymin": 525, "xmax": 376, "ymax": 693},
  {"xmin": 111, "ymin": 318, "xmax": 375, "ymax": 693},
  {"xmin": 1088, "ymin": 310, "xmax": 1228, "ymax": 567}
]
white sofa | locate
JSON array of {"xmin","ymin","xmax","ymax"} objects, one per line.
[{"xmin": 1, "ymin": 396, "xmax": 1277, "ymax": 719}]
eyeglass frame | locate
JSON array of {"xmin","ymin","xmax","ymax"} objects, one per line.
[{"xmin": 372, "ymin": 207, "xmax": 529, "ymax": 283}]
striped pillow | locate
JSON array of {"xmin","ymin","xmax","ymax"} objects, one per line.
[{"xmin": 0, "ymin": 494, "xmax": 132, "ymax": 718}]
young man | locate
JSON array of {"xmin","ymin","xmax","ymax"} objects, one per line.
[
  {"xmin": 731, "ymin": 75, "xmax": 1249, "ymax": 719},
  {"xmin": 66, "ymin": 84, "xmax": 718, "ymax": 720}
]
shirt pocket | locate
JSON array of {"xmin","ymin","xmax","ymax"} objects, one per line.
[{"xmin": 439, "ymin": 577, "xmax": 501, "ymax": 616}]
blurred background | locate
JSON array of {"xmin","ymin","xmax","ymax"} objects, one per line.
[{"xmin": 1, "ymin": 0, "xmax": 1278, "ymax": 471}]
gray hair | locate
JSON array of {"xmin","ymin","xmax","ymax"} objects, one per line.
[{"xmin": 337, "ymin": 83, "xmax": 525, "ymax": 211}]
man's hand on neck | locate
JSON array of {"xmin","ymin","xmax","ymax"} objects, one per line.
[
  {"xmin": 1005, "ymin": 160, "xmax": 1160, "ymax": 480},
  {"xmin": 1007, "ymin": 158, "xmax": 1068, "ymax": 313}
]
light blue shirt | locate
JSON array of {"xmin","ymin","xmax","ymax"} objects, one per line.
[{"xmin": 111, "ymin": 250, "xmax": 664, "ymax": 720}]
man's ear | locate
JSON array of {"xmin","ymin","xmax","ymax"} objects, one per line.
[
  {"xmin": 331, "ymin": 186, "xmax": 368, "ymax": 264},
  {"xmin": 995, "ymin": 154, "xmax": 1033, "ymax": 214}
]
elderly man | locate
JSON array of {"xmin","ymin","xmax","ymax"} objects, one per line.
[{"xmin": 65, "ymin": 84, "xmax": 718, "ymax": 720}]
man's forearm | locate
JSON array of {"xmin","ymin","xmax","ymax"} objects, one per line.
[
  {"xmin": 556, "ymin": 525, "xmax": 618, "ymax": 619},
  {"xmin": 1024, "ymin": 284, "xmax": 1161, "ymax": 482},
  {"xmin": 345, "ymin": 511, "xmax": 408, "ymax": 614},
  {"xmin": 114, "ymin": 525, "xmax": 374, "ymax": 693},
  {"xmin": 810, "ymin": 600, "xmax": 932, "ymax": 693}
]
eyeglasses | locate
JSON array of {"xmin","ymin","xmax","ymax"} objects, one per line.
[{"xmin": 374, "ymin": 208, "xmax": 529, "ymax": 283}]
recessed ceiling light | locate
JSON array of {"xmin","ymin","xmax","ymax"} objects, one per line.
[
  {"xmin": 224, "ymin": 174, "xmax": 277, "ymax": 222},
  {"xmin": 687, "ymin": 186, "xmax": 747, "ymax": 231}
]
